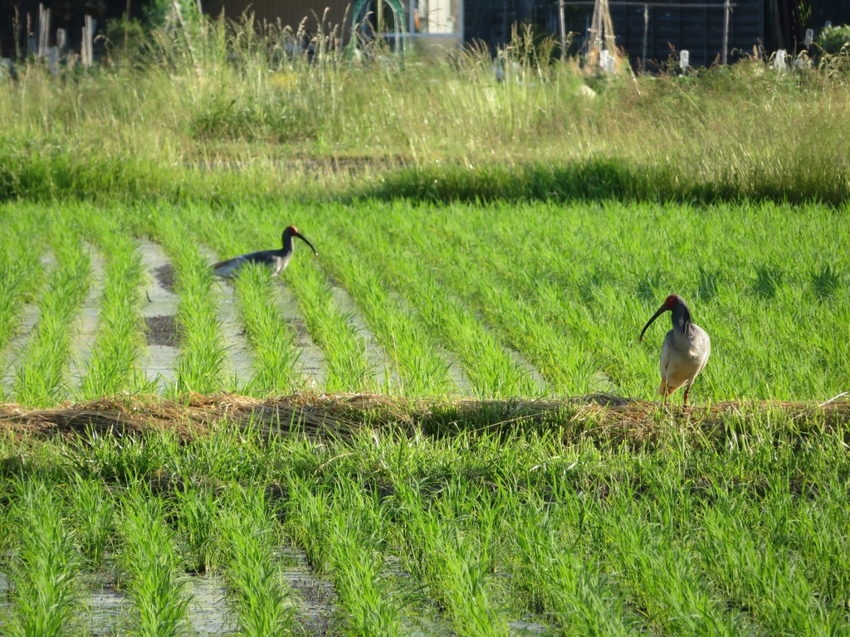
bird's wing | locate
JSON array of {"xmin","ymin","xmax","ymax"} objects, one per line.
[
  {"xmin": 212, "ymin": 255, "xmax": 247, "ymax": 277},
  {"xmin": 213, "ymin": 249, "xmax": 277, "ymax": 277},
  {"xmin": 659, "ymin": 330, "xmax": 673, "ymax": 380}
]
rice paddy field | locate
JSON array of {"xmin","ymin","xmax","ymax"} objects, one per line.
[{"xmin": 2, "ymin": 16, "xmax": 850, "ymax": 637}]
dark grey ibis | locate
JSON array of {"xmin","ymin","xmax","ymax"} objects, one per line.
[
  {"xmin": 212, "ymin": 226, "xmax": 317, "ymax": 278},
  {"xmin": 639, "ymin": 294, "xmax": 711, "ymax": 406}
]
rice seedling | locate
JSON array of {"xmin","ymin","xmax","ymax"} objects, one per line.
[
  {"xmin": 66, "ymin": 473, "xmax": 116, "ymax": 570},
  {"xmin": 286, "ymin": 475, "xmax": 404, "ymax": 637},
  {"xmin": 506, "ymin": 493, "xmax": 632, "ymax": 634},
  {"xmin": 285, "ymin": 252, "xmax": 377, "ymax": 392},
  {"xmin": 66, "ymin": 427, "xmax": 181, "ymax": 486},
  {"xmin": 2, "ymin": 398, "xmax": 850, "ymax": 634},
  {"xmin": 12, "ymin": 215, "xmax": 91, "ymax": 406},
  {"xmin": 217, "ymin": 484, "xmax": 297, "ymax": 637},
  {"xmin": 246, "ymin": 212, "xmax": 376, "ymax": 394},
  {"xmin": 299, "ymin": 221, "xmax": 454, "ymax": 396},
  {"xmin": 331, "ymin": 207, "xmax": 542, "ymax": 398},
  {"xmin": 600, "ymin": 488, "xmax": 747, "ymax": 635},
  {"xmin": 117, "ymin": 487, "xmax": 192, "ymax": 637},
  {"xmin": 174, "ymin": 485, "xmax": 220, "ymax": 575},
  {"xmin": 74, "ymin": 207, "xmax": 149, "ymax": 399},
  {"xmin": 0, "ymin": 207, "xmax": 43, "ymax": 357},
  {"xmin": 392, "ymin": 479, "xmax": 509, "ymax": 637},
  {"xmin": 174, "ymin": 205, "xmax": 303, "ymax": 394},
  {"xmin": 314, "ymin": 198, "xmax": 849, "ymax": 402},
  {"xmin": 149, "ymin": 211, "xmax": 228, "ymax": 395},
  {"xmin": 1, "ymin": 480, "xmax": 84, "ymax": 637},
  {"xmin": 232, "ymin": 263, "xmax": 300, "ymax": 394},
  {"xmin": 182, "ymin": 202, "xmax": 367, "ymax": 392}
]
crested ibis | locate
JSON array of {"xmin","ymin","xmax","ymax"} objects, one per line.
[
  {"xmin": 639, "ymin": 294, "xmax": 710, "ymax": 406},
  {"xmin": 212, "ymin": 226, "xmax": 318, "ymax": 278}
]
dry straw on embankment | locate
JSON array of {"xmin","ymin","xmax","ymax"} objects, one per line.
[{"xmin": 1, "ymin": 393, "xmax": 848, "ymax": 446}]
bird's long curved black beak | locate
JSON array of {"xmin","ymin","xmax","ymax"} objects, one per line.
[
  {"xmin": 639, "ymin": 304, "xmax": 668, "ymax": 342},
  {"xmin": 294, "ymin": 233, "xmax": 318, "ymax": 256}
]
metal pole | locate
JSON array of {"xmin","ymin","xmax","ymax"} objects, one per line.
[
  {"xmin": 641, "ymin": 3, "xmax": 648, "ymax": 73},
  {"xmin": 559, "ymin": 0, "xmax": 567, "ymax": 61},
  {"xmin": 722, "ymin": 0, "xmax": 729, "ymax": 64}
]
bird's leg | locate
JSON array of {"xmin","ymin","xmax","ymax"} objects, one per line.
[{"xmin": 683, "ymin": 384, "xmax": 691, "ymax": 407}]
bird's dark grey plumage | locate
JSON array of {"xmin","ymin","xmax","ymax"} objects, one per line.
[{"xmin": 213, "ymin": 226, "xmax": 317, "ymax": 278}]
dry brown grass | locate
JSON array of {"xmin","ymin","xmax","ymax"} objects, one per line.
[{"xmin": 0, "ymin": 393, "xmax": 848, "ymax": 446}]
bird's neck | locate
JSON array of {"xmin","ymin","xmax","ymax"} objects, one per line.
[
  {"xmin": 672, "ymin": 305, "xmax": 692, "ymax": 336},
  {"xmin": 281, "ymin": 234, "xmax": 293, "ymax": 253}
]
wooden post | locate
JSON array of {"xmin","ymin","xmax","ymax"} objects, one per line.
[
  {"xmin": 722, "ymin": 0, "xmax": 730, "ymax": 64},
  {"xmin": 641, "ymin": 3, "xmax": 648, "ymax": 73},
  {"xmin": 38, "ymin": 4, "xmax": 50, "ymax": 60},
  {"xmin": 82, "ymin": 15, "xmax": 94, "ymax": 67},
  {"xmin": 125, "ymin": 0, "xmax": 131, "ymax": 49},
  {"xmin": 377, "ymin": 0, "xmax": 384, "ymax": 36}
]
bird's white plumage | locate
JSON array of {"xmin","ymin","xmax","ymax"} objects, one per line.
[{"xmin": 658, "ymin": 325, "xmax": 711, "ymax": 397}]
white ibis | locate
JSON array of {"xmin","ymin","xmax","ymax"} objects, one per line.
[
  {"xmin": 639, "ymin": 294, "xmax": 711, "ymax": 406},
  {"xmin": 212, "ymin": 226, "xmax": 317, "ymax": 278}
]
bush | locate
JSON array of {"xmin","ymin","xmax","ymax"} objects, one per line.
[{"xmin": 817, "ymin": 24, "xmax": 850, "ymax": 55}]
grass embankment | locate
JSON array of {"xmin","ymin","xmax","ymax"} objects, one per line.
[{"xmin": 0, "ymin": 396, "xmax": 848, "ymax": 634}]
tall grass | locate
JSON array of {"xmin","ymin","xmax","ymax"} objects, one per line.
[{"xmin": 0, "ymin": 17, "xmax": 847, "ymax": 204}]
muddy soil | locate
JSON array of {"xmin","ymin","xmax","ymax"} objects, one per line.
[{"xmin": 138, "ymin": 240, "xmax": 181, "ymax": 390}]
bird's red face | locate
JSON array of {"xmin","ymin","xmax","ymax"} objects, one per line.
[
  {"xmin": 287, "ymin": 225, "xmax": 299, "ymax": 235},
  {"xmin": 663, "ymin": 294, "xmax": 679, "ymax": 310}
]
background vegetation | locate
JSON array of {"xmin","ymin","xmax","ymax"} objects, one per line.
[{"xmin": 0, "ymin": 16, "xmax": 848, "ymax": 205}]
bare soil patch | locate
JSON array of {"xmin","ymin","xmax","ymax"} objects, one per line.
[
  {"xmin": 144, "ymin": 315, "xmax": 182, "ymax": 347},
  {"xmin": 154, "ymin": 263, "xmax": 177, "ymax": 294}
]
